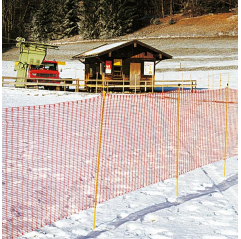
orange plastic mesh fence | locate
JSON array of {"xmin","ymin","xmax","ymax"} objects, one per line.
[{"xmin": 2, "ymin": 88, "xmax": 238, "ymax": 238}]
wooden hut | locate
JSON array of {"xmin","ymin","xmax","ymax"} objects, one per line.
[{"xmin": 72, "ymin": 40, "xmax": 172, "ymax": 92}]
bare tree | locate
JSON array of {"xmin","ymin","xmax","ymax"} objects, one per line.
[
  {"xmin": 170, "ymin": 0, "xmax": 174, "ymax": 15},
  {"xmin": 161, "ymin": 0, "xmax": 165, "ymax": 17}
]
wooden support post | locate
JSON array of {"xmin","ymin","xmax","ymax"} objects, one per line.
[
  {"xmin": 212, "ymin": 74, "xmax": 214, "ymax": 90},
  {"xmin": 176, "ymin": 84, "xmax": 181, "ymax": 197},
  {"xmin": 123, "ymin": 74, "xmax": 125, "ymax": 93},
  {"xmin": 93, "ymin": 91, "xmax": 106, "ymax": 230},
  {"xmin": 152, "ymin": 75, "xmax": 154, "ymax": 93},
  {"xmin": 162, "ymin": 74, "xmax": 164, "ymax": 93},
  {"xmin": 135, "ymin": 74, "xmax": 137, "ymax": 94},
  {"xmin": 76, "ymin": 78, "xmax": 79, "ymax": 92},
  {"xmin": 219, "ymin": 74, "xmax": 222, "ymax": 91},
  {"xmin": 182, "ymin": 73, "xmax": 184, "ymax": 93},
  {"xmin": 208, "ymin": 73, "xmax": 210, "ymax": 89},
  {"xmin": 102, "ymin": 74, "xmax": 105, "ymax": 93},
  {"xmin": 224, "ymin": 84, "xmax": 229, "ymax": 177}
]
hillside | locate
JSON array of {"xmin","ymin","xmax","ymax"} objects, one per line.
[
  {"xmin": 51, "ymin": 12, "xmax": 238, "ymax": 45},
  {"xmin": 125, "ymin": 12, "xmax": 238, "ymax": 39},
  {"xmin": 2, "ymin": 12, "xmax": 238, "ymax": 62}
]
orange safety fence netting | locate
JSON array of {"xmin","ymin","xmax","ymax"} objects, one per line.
[{"xmin": 2, "ymin": 88, "xmax": 238, "ymax": 238}]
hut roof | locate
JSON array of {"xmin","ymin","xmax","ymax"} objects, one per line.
[{"xmin": 72, "ymin": 40, "xmax": 172, "ymax": 60}]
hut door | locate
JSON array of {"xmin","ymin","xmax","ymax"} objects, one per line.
[{"xmin": 130, "ymin": 63, "xmax": 141, "ymax": 89}]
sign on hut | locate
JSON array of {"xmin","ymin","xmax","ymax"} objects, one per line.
[{"xmin": 72, "ymin": 40, "xmax": 172, "ymax": 92}]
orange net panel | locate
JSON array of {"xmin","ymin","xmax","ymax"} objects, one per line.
[{"xmin": 2, "ymin": 88, "xmax": 238, "ymax": 238}]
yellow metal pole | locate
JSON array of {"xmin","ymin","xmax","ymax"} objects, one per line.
[
  {"xmin": 93, "ymin": 91, "xmax": 106, "ymax": 230},
  {"xmin": 224, "ymin": 84, "xmax": 229, "ymax": 177},
  {"xmin": 176, "ymin": 84, "xmax": 181, "ymax": 197}
]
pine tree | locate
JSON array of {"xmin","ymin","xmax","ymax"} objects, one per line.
[
  {"xmin": 62, "ymin": 0, "xmax": 80, "ymax": 38},
  {"xmin": 99, "ymin": 0, "xmax": 138, "ymax": 39},
  {"xmin": 34, "ymin": 0, "xmax": 54, "ymax": 41},
  {"xmin": 79, "ymin": 0, "xmax": 101, "ymax": 39},
  {"xmin": 34, "ymin": 0, "xmax": 65, "ymax": 41}
]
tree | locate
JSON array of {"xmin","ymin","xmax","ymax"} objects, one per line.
[
  {"xmin": 161, "ymin": 0, "xmax": 165, "ymax": 18},
  {"xmin": 2, "ymin": 0, "xmax": 40, "ymax": 45},
  {"xmin": 33, "ymin": 0, "xmax": 65, "ymax": 41},
  {"xmin": 34, "ymin": 0, "xmax": 56, "ymax": 41},
  {"xmin": 99, "ymin": 0, "xmax": 138, "ymax": 39},
  {"xmin": 79, "ymin": 0, "xmax": 102, "ymax": 39},
  {"xmin": 62, "ymin": 0, "xmax": 80, "ymax": 38},
  {"xmin": 170, "ymin": 0, "xmax": 174, "ymax": 15}
]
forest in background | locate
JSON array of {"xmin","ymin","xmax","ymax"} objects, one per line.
[{"xmin": 2, "ymin": 0, "xmax": 238, "ymax": 47}]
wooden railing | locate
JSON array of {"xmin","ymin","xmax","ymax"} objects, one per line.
[
  {"xmin": 2, "ymin": 76, "xmax": 81, "ymax": 92},
  {"xmin": 85, "ymin": 79, "xmax": 197, "ymax": 93},
  {"xmin": 2, "ymin": 76, "xmax": 197, "ymax": 93}
]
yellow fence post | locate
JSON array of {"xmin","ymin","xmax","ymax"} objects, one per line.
[
  {"xmin": 93, "ymin": 91, "xmax": 106, "ymax": 230},
  {"xmin": 224, "ymin": 84, "xmax": 229, "ymax": 177},
  {"xmin": 176, "ymin": 84, "xmax": 181, "ymax": 197}
]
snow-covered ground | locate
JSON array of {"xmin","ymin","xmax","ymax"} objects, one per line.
[
  {"xmin": 1, "ymin": 51, "xmax": 238, "ymax": 92},
  {"xmin": 1, "ymin": 39, "xmax": 239, "ymax": 238},
  {"xmin": 15, "ymin": 157, "xmax": 238, "ymax": 239}
]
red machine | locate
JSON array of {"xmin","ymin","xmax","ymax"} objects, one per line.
[
  {"xmin": 28, "ymin": 60, "xmax": 59, "ymax": 81},
  {"xmin": 27, "ymin": 60, "xmax": 72, "ymax": 90}
]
